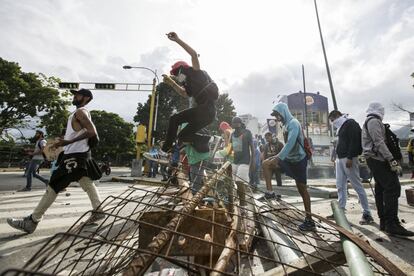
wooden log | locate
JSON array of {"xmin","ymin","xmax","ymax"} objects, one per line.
[
  {"xmin": 211, "ymin": 207, "xmax": 240, "ymax": 276},
  {"xmin": 123, "ymin": 161, "xmax": 231, "ymax": 276}
]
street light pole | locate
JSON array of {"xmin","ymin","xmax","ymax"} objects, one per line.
[{"xmin": 123, "ymin": 65, "xmax": 159, "ymax": 147}]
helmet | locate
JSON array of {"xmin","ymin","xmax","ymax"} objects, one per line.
[{"xmin": 170, "ymin": 61, "xmax": 190, "ymax": 75}]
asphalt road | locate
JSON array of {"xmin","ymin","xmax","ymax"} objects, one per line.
[{"xmin": 0, "ymin": 167, "xmax": 131, "ymax": 192}]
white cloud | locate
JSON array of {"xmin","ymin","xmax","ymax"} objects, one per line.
[{"xmin": 1, "ymin": 0, "xmax": 413, "ymax": 130}]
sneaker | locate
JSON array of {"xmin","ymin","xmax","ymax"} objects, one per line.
[
  {"xmin": 361, "ymin": 179, "xmax": 371, "ymax": 183},
  {"xmin": 360, "ymin": 213, "xmax": 374, "ymax": 225},
  {"xmin": 298, "ymin": 218, "xmax": 316, "ymax": 232},
  {"xmin": 143, "ymin": 151, "xmax": 169, "ymax": 165},
  {"xmin": 7, "ymin": 215, "xmax": 38, "ymax": 234},
  {"xmin": 17, "ymin": 187, "xmax": 31, "ymax": 192},
  {"xmin": 264, "ymin": 191, "xmax": 276, "ymax": 199},
  {"xmin": 385, "ymin": 222, "xmax": 414, "ymax": 237},
  {"xmin": 326, "ymin": 214, "xmax": 335, "ymax": 220},
  {"xmin": 276, "ymin": 195, "xmax": 282, "ymax": 201},
  {"xmin": 86, "ymin": 210, "xmax": 106, "ymax": 224}
]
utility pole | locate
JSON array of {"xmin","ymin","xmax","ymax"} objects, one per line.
[{"xmin": 314, "ymin": 0, "xmax": 338, "ymax": 110}]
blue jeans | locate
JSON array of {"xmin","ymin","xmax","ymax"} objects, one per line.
[
  {"xmin": 249, "ymin": 167, "xmax": 260, "ymax": 186},
  {"xmin": 190, "ymin": 161, "xmax": 205, "ymax": 195},
  {"xmin": 336, "ymin": 157, "xmax": 371, "ymax": 215},
  {"xmin": 26, "ymin": 159, "xmax": 49, "ymax": 189}
]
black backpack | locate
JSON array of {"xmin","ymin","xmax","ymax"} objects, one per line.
[{"xmin": 364, "ymin": 115, "xmax": 402, "ymax": 161}]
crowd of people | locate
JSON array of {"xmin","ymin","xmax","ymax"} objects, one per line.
[{"xmin": 6, "ymin": 31, "xmax": 414, "ymax": 238}]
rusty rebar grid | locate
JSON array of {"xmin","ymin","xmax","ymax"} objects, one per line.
[{"xmin": 0, "ymin": 160, "xmax": 398, "ymax": 276}]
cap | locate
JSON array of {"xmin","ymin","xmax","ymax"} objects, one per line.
[
  {"xmin": 231, "ymin": 117, "xmax": 242, "ymax": 125},
  {"xmin": 70, "ymin": 88, "xmax": 93, "ymax": 100},
  {"xmin": 170, "ymin": 61, "xmax": 190, "ymax": 75}
]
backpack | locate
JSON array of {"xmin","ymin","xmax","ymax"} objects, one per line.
[
  {"xmin": 364, "ymin": 115, "xmax": 402, "ymax": 161},
  {"xmin": 299, "ymin": 133, "xmax": 313, "ymax": 160}
]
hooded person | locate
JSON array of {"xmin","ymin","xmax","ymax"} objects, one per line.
[
  {"xmin": 145, "ymin": 32, "xmax": 218, "ymax": 165},
  {"xmin": 362, "ymin": 102, "xmax": 413, "ymax": 236},
  {"xmin": 269, "ymin": 103, "xmax": 315, "ymax": 231},
  {"xmin": 326, "ymin": 110, "xmax": 374, "ymax": 224}
]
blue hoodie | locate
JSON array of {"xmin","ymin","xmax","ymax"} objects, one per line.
[{"xmin": 272, "ymin": 103, "xmax": 306, "ymax": 162}]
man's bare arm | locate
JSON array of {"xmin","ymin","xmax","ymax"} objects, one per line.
[
  {"xmin": 54, "ymin": 110, "xmax": 97, "ymax": 147},
  {"xmin": 166, "ymin": 32, "xmax": 200, "ymax": 70}
]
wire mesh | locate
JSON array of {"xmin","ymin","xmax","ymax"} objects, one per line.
[{"xmin": 1, "ymin": 160, "xmax": 394, "ymax": 276}]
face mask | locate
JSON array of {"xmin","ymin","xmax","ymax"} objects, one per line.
[
  {"xmin": 176, "ymin": 73, "xmax": 186, "ymax": 84},
  {"xmin": 333, "ymin": 115, "xmax": 347, "ymax": 130}
]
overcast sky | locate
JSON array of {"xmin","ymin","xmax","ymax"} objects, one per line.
[{"xmin": 1, "ymin": 0, "xmax": 413, "ymax": 130}]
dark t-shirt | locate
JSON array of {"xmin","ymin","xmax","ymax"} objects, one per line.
[
  {"xmin": 181, "ymin": 67, "xmax": 218, "ymax": 105},
  {"xmin": 264, "ymin": 140, "xmax": 284, "ymax": 160},
  {"xmin": 231, "ymin": 129, "xmax": 253, "ymax": 165}
]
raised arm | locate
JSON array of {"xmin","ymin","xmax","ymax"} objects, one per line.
[{"xmin": 166, "ymin": 32, "xmax": 200, "ymax": 70}]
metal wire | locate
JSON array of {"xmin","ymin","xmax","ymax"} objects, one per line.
[{"xmin": 1, "ymin": 160, "xmax": 393, "ymax": 276}]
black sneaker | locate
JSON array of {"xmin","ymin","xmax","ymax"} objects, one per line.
[
  {"xmin": 7, "ymin": 215, "xmax": 38, "ymax": 234},
  {"xmin": 298, "ymin": 218, "xmax": 316, "ymax": 232},
  {"xmin": 360, "ymin": 213, "xmax": 374, "ymax": 225},
  {"xmin": 385, "ymin": 223, "xmax": 414, "ymax": 237},
  {"xmin": 264, "ymin": 191, "xmax": 276, "ymax": 199},
  {"xmin": 17, "ymin": 187, "xmax": 31, "ymax": 192}
]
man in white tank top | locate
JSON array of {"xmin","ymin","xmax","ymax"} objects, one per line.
[{"xmin": 7, "ymin": 89, "xmax": 104, "ymax": 234}]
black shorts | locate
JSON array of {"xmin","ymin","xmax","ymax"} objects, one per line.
[{"xmin": 279, "ymin": 157, "xmax": 308, "ymax": 184}]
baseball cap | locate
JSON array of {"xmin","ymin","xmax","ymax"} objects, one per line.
[{"xmin": 70, "ymin": 88, "xmax": 93, "ymax": 100}]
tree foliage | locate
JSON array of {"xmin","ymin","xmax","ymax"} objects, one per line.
[
  {"xmin": 90, "ymin": 110, "xmax": 135, "ymax": 161},
  {"xmin": 0, "ymin": 57, "xmax": 70, "ymax": 136},
  {"xmin": 134, "ymin": 82, "xmax": 236, "ymax": 140}
]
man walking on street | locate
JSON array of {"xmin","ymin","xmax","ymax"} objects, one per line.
[
  {"xmin": 19, "ymin": 130, "xmax": 49, "ymax": 191},
  {"xmin": 326, "ymin": 110, "xmax": 374, "ymax": 224},
  {"xmin": 7, "ymin": 89, "xmax": 104, "ymax": 234},
  {"xmin": 270, "ymin": 103, "xmax": 315, "ymax": 231},
  {"xmin": 362, "ymin": 102, "xmax": 413, "ymax": 236},
  {"xmin": 261, "ymin": 132, "xmax": 284, "ymax": 199}
]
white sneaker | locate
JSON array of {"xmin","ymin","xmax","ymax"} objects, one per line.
[{"xmin": 143, "ymin": 150, "xmax": 170, "ymax": 165}]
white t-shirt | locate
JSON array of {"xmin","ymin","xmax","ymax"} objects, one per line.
[{"xmin": 32, "ymin": 139, "xmax": 47, "ymax": 160}]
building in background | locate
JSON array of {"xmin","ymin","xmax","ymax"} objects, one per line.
[
  {"xmin": 270, "ymin": 91, "xmax": 333, "ymax": 166},
  {"xmin": 239, "ymin": 114, "xmax": 260, "ymax": 136}
]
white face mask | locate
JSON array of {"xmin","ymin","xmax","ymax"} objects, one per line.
[
  {"xmin": 332, "ymin": 115, "xmax": 348, "ymax": 130},
  {"xmin": 176, "ymin": 73, "xmax": 186, "ymax": 83}
]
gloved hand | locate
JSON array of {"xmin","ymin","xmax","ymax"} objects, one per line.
[{"xmin": 389, "ymin": 160, "xmax": 402, "ymax": 175}]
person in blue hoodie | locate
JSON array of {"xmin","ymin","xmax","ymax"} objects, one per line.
[{"xmin": 270, "ymin": 103, "xmax": 315, "ymax": 231}]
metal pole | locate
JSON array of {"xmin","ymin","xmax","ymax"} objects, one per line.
[
  {"xmin": 331, "ymin": 201, "xmax": 374, "ymax": 276},
  {"xmin": 314, "ymin": 0, "xmax": 338, "ymax": 110},
  {"xmin": 147, "ymin": 78, "xmax": 157, "ymax": 148},
  {"xmin": 302, "ymin": 65, "xmax": 309, "ymax": 137}
]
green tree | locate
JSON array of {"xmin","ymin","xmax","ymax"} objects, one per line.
[
  {"xmin": 90, "ymin": 110, "xmax": 135, "ymax": 161},
  {"xmin": 134, "ymin": 82, "xmax": 187, "ymax": 141},
  {"xmin": 207, "ymin": 93, "xmax": 236, "ymax": 135},
  {"xmin": 134, "ymin": 83, "xmax": 236, "ymax": 140},
  {"xmin": 0, "ymin": 58, "xmax": 70, "ymax": 136}
]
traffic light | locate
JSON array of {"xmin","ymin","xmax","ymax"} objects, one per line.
[
  {"xmin": 95, "ymin": 83, "xmax": 116, "ymax": 90},
  {"xmin": 59, "ymin": 82, "xmax": 79, "ymax": 89}
]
